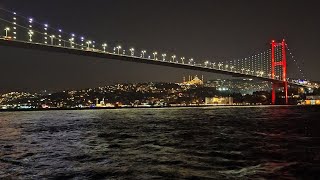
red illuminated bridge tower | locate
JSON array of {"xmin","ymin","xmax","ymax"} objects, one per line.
[{"xmin": 271, "ymin": 39, "xmax": 288, "ymax": 105}]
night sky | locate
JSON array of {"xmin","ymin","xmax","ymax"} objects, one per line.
[{"xmin": 0, "ymin": 0, "xmax": 319, "ymax": 93}]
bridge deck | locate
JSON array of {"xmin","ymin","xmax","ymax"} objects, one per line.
[{"xmin": 0, "ymin": 39, "xmax": 302, "ymax": 86}]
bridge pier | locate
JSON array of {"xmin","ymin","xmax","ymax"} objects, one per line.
[{"xmin": 271, "ymin": 82, "xmax": 288, "ymax": 105}]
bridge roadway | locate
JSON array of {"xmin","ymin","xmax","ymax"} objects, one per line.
[{"xmin": 0, "ymin": 39, "xmax": 302, "ymax": 87}]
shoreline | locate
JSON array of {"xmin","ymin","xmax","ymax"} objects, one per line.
[{"xmin": 0, "ymin": 104, "xmax": 303, "ymax": 112}]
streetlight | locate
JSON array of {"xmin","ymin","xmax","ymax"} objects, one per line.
[
  {"xmin": 230, "ymin": 66, "xmax": 235, "ymax": 72},
  {"xmin": 212, "ymin": 62, "xmax": 216, "ymax": 69},
  {"xmin": 92, "ymin": 41, "xmax": 96, "ymax": 49},
  {"xmin": 225, "ymin": 64, "xmax": 229, "ymax": 70},
  {"xmin": 4, "ymin": 27, "xmax": 10, "ymax": 37},
  {"xmin": 12, "ymin": 13, "xmax": 17, "ymax": 39},
  {"xmin": 153, "ymin": 52, "xmax": 158, "ymax": 60},
  {"xmin": 44, "ymin": 24, "xmax": 48, "ymax": 44},
  {"xmin": 171, "ymin": 55, "xmax": 176, "ymax": 62},
  {"xmin": 69, "ymin": 37, "xmax": 75, "ymax": 48},
  {"xmin": 80, "ymin": 37, "xmax": 85, "ymax": 49},
  {"xmin": 28, "ymin": 19, "xmax": 33, "ymax": 40},
  {"xmin": 129, "ymin": 48, "xmax": 135, "ymax": 56},
  {"xmin": 218, "ymin": 62, "xmax": 223, "ymax": 70},
  {"xmin": 58, "ymin": 29, "xmax": 62, "ymax": 46},
  {"xmin": 86, "ymin": 41, "xmax": 92, "ymax": 49},
  {"xmin": 50, "ymin": 35, "xmax": 55, "ymax": 45},
  {"xmin": 204, "ymin": 61, "xmax": 209, "ymax": 67},
  {"xmin": 181, "ymin": 57, "xmax": 185, "ymax": 64},
  {"xmin": 189, "ymin": 58, "xmax": 194, "ymax": 65},
  {"xmin": 241, "ymin": 68, "xmax": 245, "ymax": 74},
  {"xmin": 116, "ymin": 46, "xmax": 122, "ymax": 54},
  {"xmin": 162, "ymin": 54, "xmax": 166, "ymax": 61},
  {"xmin": 102, "ymin": 43, "xmax": 107, "ymax": 52},
  {"xmin": 141, "ymin": 50, "xmax": 146, "ymax": 58},
  {"xmin": 28, "ymin": 30, "xmax": 34, "ymax": 42},
  {"xmin": 70, "ymin": 34, "xmax": 75, "ymax": 48}
]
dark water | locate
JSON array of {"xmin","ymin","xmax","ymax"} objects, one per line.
[{"xmin": 1, "ymin": 106, "xmax": 320, "ymax": 179}]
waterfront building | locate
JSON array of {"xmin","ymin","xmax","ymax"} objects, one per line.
[
  {"xmin": 303, "ymin": 96, "xmax": 320, "ymax": 105},
  {"xmin": 205, "ymin": 97, "xmax": 233, "ymax": 105}
]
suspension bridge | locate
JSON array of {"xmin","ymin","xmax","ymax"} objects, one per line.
[{"xmin": 0, "ymin": 8, "xmax": 310, "ymax": 105}]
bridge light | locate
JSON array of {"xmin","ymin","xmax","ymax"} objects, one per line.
[
  {"xmin": 69, "ymin": 37, "xmax": 75, "ymax": 48},
  {"xmin": 204, "ymin": 60, "xmax": 209, "ymax": 67},
  {"xmin": 129, "ymin": 48, "xmax": 135, "ymax": 56},
  {"xmin": 50, "ymin": 35, "xmax": 55, "ymax": 45},
  {"xmin": 116, "ymin": 46, "xmax": 122, "ymax": 54},
  {"xmin": 189, "ymin": 58, "xmax": 194, "ymax": 65},
  {"xmin": 162, "ymin": 54, "xmax": 166, "ymax": 61},
  {"xmin": 43, "ymin": 24, "xmax": 49, "ymax": 44},
  {"xmin": 141, "ymin": 50, "xmax": 146, "ymax": 58},
  {"xmin": 153, "ymin": 52, "xmax": 158, "ymax": 60},
  {"xmin": 102, "ymin": 43, "xmax": 108, "ymax": 52},
  {"xmin": 4, "ymin": 27, "xmax": 10, "ymax": 37},
  {"xmin": 86, "ymin": 41, "xmax": 92, "ymax": 49},
  {"xmin": 28, "ymin": 30, "xmax": 34, "ymax": 42},
  {"xmin": 171, "ymin": 55, "xmax": 176, "ymax": 63},
  {"xmin": 181, "ymin": 57, "xmax": 185, "ymax": 64}
]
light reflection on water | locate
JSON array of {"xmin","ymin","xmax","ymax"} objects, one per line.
[{"xmin": 0, "ymin": 106, "xmax": 320, "ymax": 179}]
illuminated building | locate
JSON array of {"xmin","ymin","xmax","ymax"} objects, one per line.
[
  {"xmin": 182, "ymin": 75, "xmax": 204, "ymax": 85},
  {"xmin": 303, "ymin": 96, "xmax": 320, "ymax": 105},
  {"xmin": 205, "ymin": 97, "xmax": 233, "ymax": 105}
]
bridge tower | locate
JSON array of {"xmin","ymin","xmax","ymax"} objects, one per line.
[{"xmin": 271, "ymin": 39, "xmax": 288, "ymax": 105}]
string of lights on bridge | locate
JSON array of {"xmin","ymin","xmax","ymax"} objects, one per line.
[{"xmin": 0, "ymin": 7, "xmax": 306, "ymax": 82}]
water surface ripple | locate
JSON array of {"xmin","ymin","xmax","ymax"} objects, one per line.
[{"xmin": 1, "ymin": 106, "xmax": 320, "ymax": 179}]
